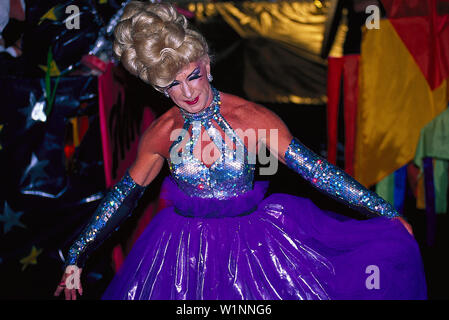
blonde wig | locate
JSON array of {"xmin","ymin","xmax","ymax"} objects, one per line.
[{"xmin": 113, "ymin": 1, "xmax": 209, "ymax": 90}]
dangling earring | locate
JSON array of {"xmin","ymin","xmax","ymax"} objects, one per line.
[
  {"xmin": 207, "ymin": 74, "xmax": 213, "ymax": 82},
  {"xmin": 164, "ymin": 90, "xmax": 169, "ymax": 98}
]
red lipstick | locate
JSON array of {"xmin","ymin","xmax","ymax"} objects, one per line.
[{"xmin": 184, "ymin": 96, "xmax": 199, "ymax": 105}]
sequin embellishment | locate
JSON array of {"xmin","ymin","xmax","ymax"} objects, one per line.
[
  {"xmin": 65, "ymin": 171, "xmax": 145, "ymax": 267},
  {"xmin": 284, "ymin": 137, "xmax": 400, "ymax": 218},
  {"xmin": 168, "ymin": 87, "xmax": 255, "ymax": 199}
]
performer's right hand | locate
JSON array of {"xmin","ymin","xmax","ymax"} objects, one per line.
[{"xmin": 54, "ymin": 266, "xmax": 83, "ymax": 300}]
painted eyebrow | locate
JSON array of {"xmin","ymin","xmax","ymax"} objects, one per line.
[{"xmin": 187, "ymin": 67, "xmax": 201, "ymax": 78}]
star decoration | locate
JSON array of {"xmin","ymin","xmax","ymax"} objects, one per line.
[
  {"xmin": 38, "ymin": 5, "xmax": 66, "ymax": 25},
  {"xmin": 0, "ymin": 201, "xmax": 26, "ymax": 234},
  {"xmin": 31, "ymin": 101, "xmax": 47, "ymax": 122},
  {"xmin": 38, "ymin": 59, "xmax": 61, "ymax": 77},
  {"xmin": 19, "ymin": 152, "xmax": 50, "ymax": 186},
  {"xmin": 17, "ymin": 90, "xmax": 49, "ymax": 132},
  {"xmin": 20, "ymin": 246, "xmax": 43, "ymax": 271}
]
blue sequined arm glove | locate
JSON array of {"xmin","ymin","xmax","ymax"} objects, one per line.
[
  {"xmin": 284, "ymin": 137, "xmax": 400, "ymax": 218},
  {"xmin": 65, "ymin": 171, "xmax": 145, "ymax": 268}
]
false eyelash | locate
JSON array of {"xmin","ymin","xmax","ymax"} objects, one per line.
[
  {"xmin": 167, "ymin": 81, "xmax": 180, "ymax": 89},
  {"xmin": 188, "ymin": 74, "xmax": 202, "ymax": 81}
]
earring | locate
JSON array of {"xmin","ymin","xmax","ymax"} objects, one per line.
[
  {"xmin": 164, "ymin": 90, "xmax": 169, "ymax": 98},
  {"xmin": 207, "ymin": 74, "xmax": 213, "ymax": 82}
]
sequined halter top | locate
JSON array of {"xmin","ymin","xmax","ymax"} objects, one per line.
[{"xmin": 168, "ymin": 88, "xmax": 255, "ymax": 199}]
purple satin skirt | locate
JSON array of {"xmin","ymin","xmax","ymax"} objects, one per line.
[{"xmin": 102, "ymin": 177, "xmax": 427, "ymax": 300}]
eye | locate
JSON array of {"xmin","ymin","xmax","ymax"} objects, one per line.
[
  {"xmin": 188, "ymin": 73, "xmax": 202, "ymax": 81},
  {"xmin": 167, "ymin": 81, "xmax": 180, "ymax": 90}
]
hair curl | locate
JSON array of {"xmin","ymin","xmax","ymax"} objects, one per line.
[{"xmin": 113, "ymin": 1, "xmax": 209, "ymax": 90}]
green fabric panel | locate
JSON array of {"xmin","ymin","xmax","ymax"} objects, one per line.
[
  {"xmin": 376, "ymin": 171, "xmax": 395, "ymax": 206},
  {"xmin": 414, "ymin": 107, "xmax": 449, "ymax": 214},
  {"xmin": 434, "ymin": 160, "xmax": 448, "ymax": 214}
]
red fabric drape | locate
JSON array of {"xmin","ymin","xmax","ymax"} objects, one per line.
[
  {"xmin": 327, "ymin": 57, "xmax": 344, "ymax": 165},
  {"xmin": 327, "ymin": 55, "xmax": 360, "ymax": 175},
  {"xmin": 342, "ymin": 55, "xmax": 360, "ymax": 176},
  {"xmin": 381, "ymin": 0, "xmax": 449, "ymax": 90}
]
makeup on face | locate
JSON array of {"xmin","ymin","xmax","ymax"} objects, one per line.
[
  {"xmin": 166, "ymin": 61, "xmax": 213, "ymax": 113},
  {"xmin": 167, "ymin": 67, "xmax": 201, "ymax": 90}
]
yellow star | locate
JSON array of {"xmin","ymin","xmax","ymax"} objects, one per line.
[
  {"xmin": 38, "ymin": 7, "xmax": 58, "ymax": 25},
  {"xmin": 38, "ymin": 60, "xmax": 61, "ymax": 77},
  {"xmin": 20, "ymin": 246, "xmax": 43, "ymax": 271}
]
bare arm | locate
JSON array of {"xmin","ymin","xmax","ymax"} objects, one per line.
[{"xmin": 129, "ymin": 137, "xmax": 165, "ymax": 187}]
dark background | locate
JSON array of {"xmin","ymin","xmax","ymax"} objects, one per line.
[{"xmin": 0, "ymin": 0, "xmax": 447, "ymax": 300}]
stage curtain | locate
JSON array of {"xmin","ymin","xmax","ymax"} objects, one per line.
[
  {"xmin": 355, "ymin": 18, "xmax": 448, "ymax": 187},
  {"xmin": 188, "ymin": 1, "xmax": 346, "ymax": 104}
]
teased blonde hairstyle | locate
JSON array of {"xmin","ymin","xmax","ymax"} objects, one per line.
[{"xmin": 113, "ymin": 1, "xmax": 209, "ymax": 90}]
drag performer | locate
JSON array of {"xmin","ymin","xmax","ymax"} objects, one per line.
[{"xmin": 55, "ymin": 1, "xmax": 426, "ymax": 300}]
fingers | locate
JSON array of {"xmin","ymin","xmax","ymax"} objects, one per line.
[
  {"xmin": 55, "ymin": 287, "xmax": 79, "ymax": 300},
  {"xmin": 54, "ymin": 278, "xmax": 67, "ymax": 297},
  {"xmin": 64, "ymin": 288, "xmax": 71, "ymax": 300},
  {"xmin": 55, "ymin": 267, "xmax": 83, "ymax": 299},
  {"xmin": 54, "ymin": 285, "xmax": 63, "ymax": 297},
  {"xmin": 406, "ymin": 223, "xmax": 414, "ymax": 236},
  {"xmin": 399, "ymin": 218, "xmax": 414, "ymax": 236}
]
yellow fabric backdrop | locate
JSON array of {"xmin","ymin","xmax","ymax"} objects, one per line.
[{"xmin": 355, "ymin": 19, "xmax": 448, "ymax": 187}]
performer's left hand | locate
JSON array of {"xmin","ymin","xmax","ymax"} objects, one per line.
[{"xmin": 392, "ymin": 217, "xmax": 414, "ymax": 236}]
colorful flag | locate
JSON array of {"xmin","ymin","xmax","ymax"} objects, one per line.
[{"xmin": 354, "ymin": 4, "xmax": 449, "ymax": 187}]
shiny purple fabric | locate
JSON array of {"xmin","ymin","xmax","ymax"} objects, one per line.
[{"xmin": 102, "ymin": 177, "xmax": 427, "ymax": 300}]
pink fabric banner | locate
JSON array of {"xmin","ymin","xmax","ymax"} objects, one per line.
[
  {"xmin": 98, "ymin": 63, "xmax": 156, "ymax": 271},
  {"xmin": 98, "ymin": 63, "xmax": 155, "ymax": 187}
]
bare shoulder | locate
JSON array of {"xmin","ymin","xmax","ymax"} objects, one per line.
[
  {"xmin": 220, "ymin": 92, "xmax": 288, "ymax": 131},
  {"xmin": 138, "ymin": 106, "xmax": 180, "ymax": 158}
]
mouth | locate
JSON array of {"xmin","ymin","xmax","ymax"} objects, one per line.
[{"xmin": 184, "ymin": 96, "xmax": 199, "ymax": 105}]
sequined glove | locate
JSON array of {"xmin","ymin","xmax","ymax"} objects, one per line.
[
  {"xmin": 284, "ymin": 137, "xmax": 400, "ymax": 218},
  {"xmin": 64, "ymin": 171, "xmax": 145, "ymax": 268}
]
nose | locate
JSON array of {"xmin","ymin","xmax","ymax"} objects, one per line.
[{"xmin": 181, "ymin": 82, "xmax": 193, "ymax": 99}]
